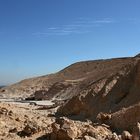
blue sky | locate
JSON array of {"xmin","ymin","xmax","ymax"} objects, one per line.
[{"xmin": 0, "ymin": 0, "xmax": 140, "ymax": 85}]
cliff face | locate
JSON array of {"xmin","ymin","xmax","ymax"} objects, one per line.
[
  {"xmin": 57, "ymin": 57, "xmax": 140, "ymax": 131},
  {"xmin": 57, "ymin": 59, "xmax": 136, "ymax": 116}
]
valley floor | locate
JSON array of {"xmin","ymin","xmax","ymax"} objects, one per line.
[
  {"xmin": 0, "ymin": 101, "xmax": 55, "ymax": 140},
  {"xmin": 0, "ymin": 100, "xmax": 138, "ymax": 140}
]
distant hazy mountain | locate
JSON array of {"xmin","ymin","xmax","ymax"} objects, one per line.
[{"xmin": 0, "ymin": 85, "xmax": 5, "ymax": 89}]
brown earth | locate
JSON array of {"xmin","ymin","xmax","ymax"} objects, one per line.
[{"xmin": 1, "ymin": 54, "xmax": 140, "ymax": 139}]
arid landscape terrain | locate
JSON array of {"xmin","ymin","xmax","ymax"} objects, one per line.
[{"xmin": 1, "ymin": 54, "xmax": 140, "ymax": 140}]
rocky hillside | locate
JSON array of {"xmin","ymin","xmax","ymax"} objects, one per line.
[
  {"xmin": 1, "ymin": 54, "xmax": 140, "ymax": 136},
  {"xmin": 0, "ymin": 56, "xmax": 138, "ymax": 100},
  {"xmin": 56, "ymin": 55, "xmax": 140, "ymax": 132}
]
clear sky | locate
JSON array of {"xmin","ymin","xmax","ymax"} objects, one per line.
[{"xmin": 0, "ymin": 0, "xmax": 140, "ymax": 85}]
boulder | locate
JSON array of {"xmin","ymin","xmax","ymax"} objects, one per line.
[
  {"xmin": 132, "ymin": 122, "xmax": 140, "ymax": 140},
  {"xmin": 96, "ymin": 112, "xmax": 111, "ymax": 123},
  {"xmin": 121, "ymin": 131, "xmax": 132, "ymax": 140},
  {"xmin": 50, "ymin": 118, "xmax": 78, "ymax": 140},
  {"xmin": 84, "ymin": 135, "xmax": 96, "ymax": 140},
  {"xmin": 19, "ymin": 122, "xmax": 41, "ymax": 137}
]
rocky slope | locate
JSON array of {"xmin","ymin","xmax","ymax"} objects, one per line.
[
  {"xmin": 1, "ymin": 54, "xmax": 140, "ymax": 139},
  {"xmin": 0, "ymin": 56, "xmax": 137, "ymax": 100},
  {"xmin": 57, "ymin": 55, "xmax": 140, "ymax": 131}
]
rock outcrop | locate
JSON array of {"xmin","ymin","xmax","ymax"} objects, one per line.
[
  {"xmin": 47, "ymin": 117, "xmax": 112, "ymax": 140},
  {"xmin": 56, "ymin": 56, "xmax": 140, "ymax": 132}
]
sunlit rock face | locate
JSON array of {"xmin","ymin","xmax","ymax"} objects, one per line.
[{"xmin": 57, "ymin": 55, "xmax": 140, "ymax": 131}]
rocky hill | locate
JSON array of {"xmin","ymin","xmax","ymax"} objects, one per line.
[
  {"xmin": 1, "ymin": 54, "xmax": 140, "ymax": 139},
  {"xmin": 0, "ymin": 56, "xmax": 137, "ymax": 100}
]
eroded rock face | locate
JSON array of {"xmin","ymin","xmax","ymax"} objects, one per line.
[{"xmin": 57, "ymin": 59, "xmax": 140, "ymax": 132}]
